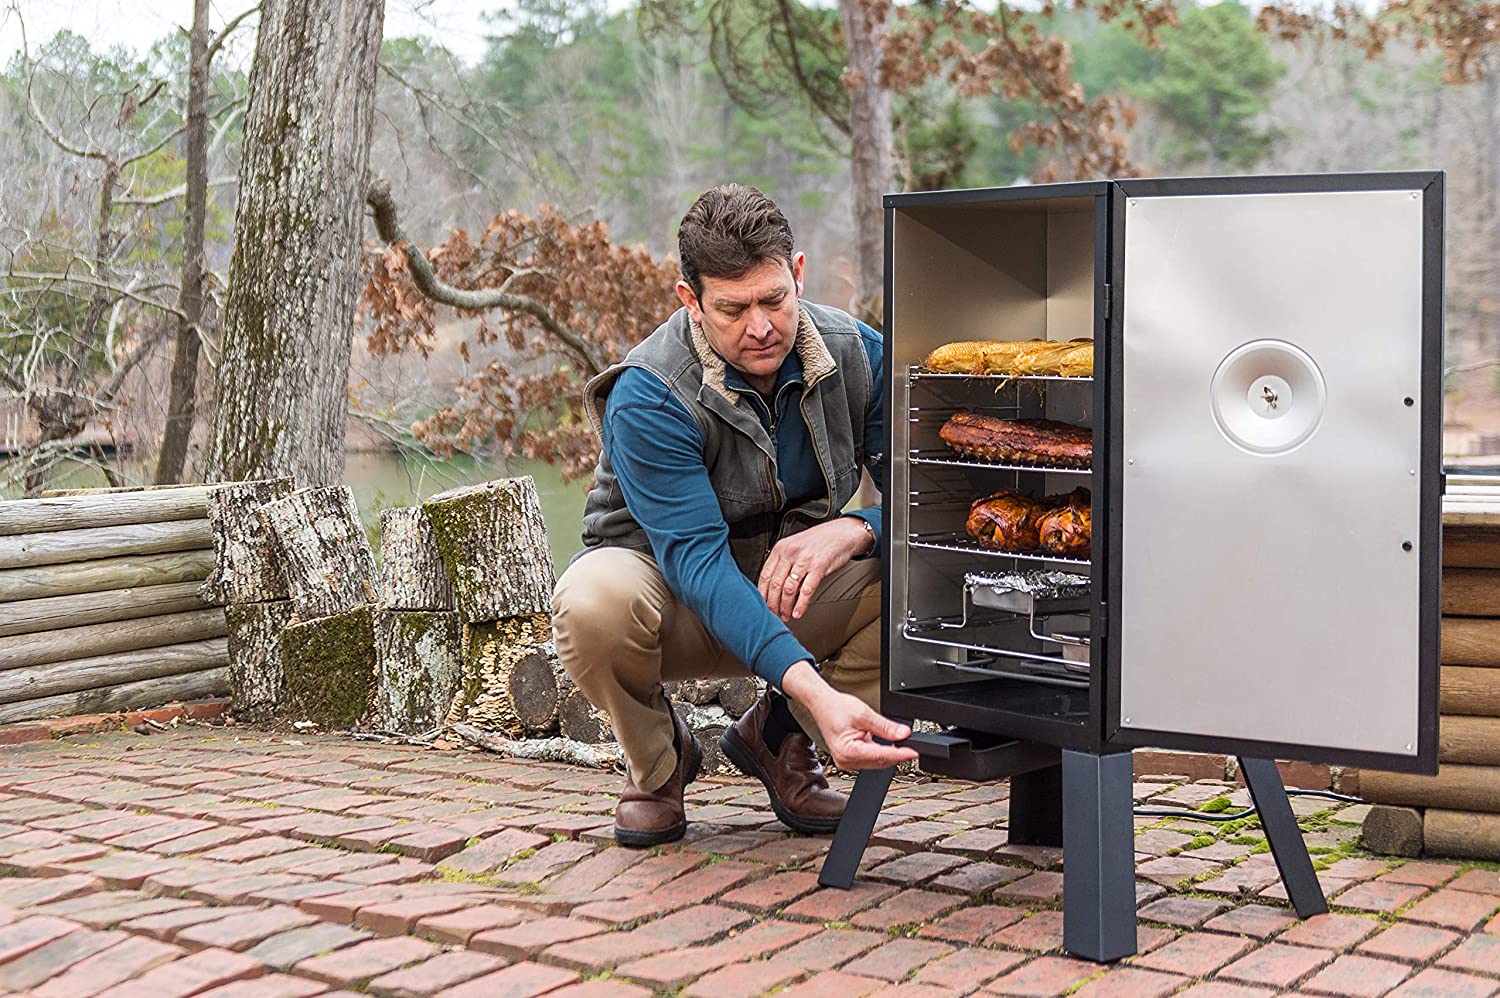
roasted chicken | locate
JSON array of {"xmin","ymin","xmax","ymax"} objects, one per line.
[{"xmin": 966, "ymin": 487, "xmax": 1092, "ymax": 557}]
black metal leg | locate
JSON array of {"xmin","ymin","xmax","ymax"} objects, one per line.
[
  {"xmin": 1062, "ymin": 749, "xmax": 1137, "ymax": 963},
  {"xmin": 818, "ymin": 765, "xmax": 895, "ymax": 889},
  {"xmin": 1239, "ymin": 757, "xmax": 1328, "ymax": 919},
  {"xmin": 1009, "ymin": 762, "xmax": 1063, "ymax": 847}
]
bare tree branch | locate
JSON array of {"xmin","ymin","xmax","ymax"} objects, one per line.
[
  {"xmin": 117, "ymin": 176, "xmax": 237, "ymax": 207},
  {"xmin": 365, "ymin": 176, "xmax": 607, "ymax": 378},
  {"xmin": 204, "ymin": 5, "xmax": 261, "ymax": 68}
]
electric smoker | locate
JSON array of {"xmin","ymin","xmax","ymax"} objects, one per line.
[{"xmin": 819, "ymin": 172, "xmax": 1446, "ymax": 962}]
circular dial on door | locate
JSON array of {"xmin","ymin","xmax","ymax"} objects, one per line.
[{"xmin": 1209, "ymin": 339, "xmax": 1327, "ymax": 456}]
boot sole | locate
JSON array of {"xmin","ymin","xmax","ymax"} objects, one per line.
[
  {"xmin": 720, "ymin": 726, "xmax": 842, "ymax": 835},
  {"xmin": 613, "ymin": 732, "xmax": 703, "ymax": 848}
]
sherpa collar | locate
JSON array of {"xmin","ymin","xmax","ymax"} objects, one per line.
[{"xmin": 691, "ymin": 303, "xmax": 837, "ymax": 404}]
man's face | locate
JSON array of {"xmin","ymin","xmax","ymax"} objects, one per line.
[{"xmin": 677, "ymin": 253, "xmax": 806, "ymax": 388}]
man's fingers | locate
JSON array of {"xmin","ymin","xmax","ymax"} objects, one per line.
[
  {"xmin": 838, "ymin": 740, "xmax": 919, "ymax": 770},
  {"xmin": 790, "ymin": 567, "xmax": 824, "ymax": 620},
  {"xmin": 858, "ymin": 707, "xmax": 912, "ymax": 743}
]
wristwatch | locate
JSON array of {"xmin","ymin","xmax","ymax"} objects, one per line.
[{"xmin": 852, "ymin": 516, "xmax": 876, "ymax": 555}]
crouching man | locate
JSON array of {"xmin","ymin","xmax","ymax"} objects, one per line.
[{"xmin": 553, "ymin": 183, "xmax": 917, "ymax": 846}]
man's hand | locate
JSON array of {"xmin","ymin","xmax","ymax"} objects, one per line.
[
  {"xmin": 781, "ymin": 661, "xmax": 918, "ymax": 771},
  {"xmin": 758, "ymin": 517, "xmax": 873, "ymax": 622}
]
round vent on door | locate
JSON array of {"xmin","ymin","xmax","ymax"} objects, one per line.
[{"xmin": 1209, "ymin": 339, "xmax": 1327, "ymax": 456}]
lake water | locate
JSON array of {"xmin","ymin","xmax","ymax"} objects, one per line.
[{"xmin": 343, "ymin": 450, "xmax": 590, "ymax": 575}]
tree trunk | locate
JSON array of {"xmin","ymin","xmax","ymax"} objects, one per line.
[
  {"xmin": 206, "ymin": 0, "xmax": 385, "ymax": 486},
  {"xmin": 839, "ymin": 0, "xmax": 896, "ymax": 325},
  {"xmin": 281, "ymin": 605, "xmax": 376, "ymax": 728},
  {"xmin": 226, "ymin": 599, "xmax": 296, "ymax": 723},
  {"xmin": 260, "ymin": 486, "xmax": 378, "ymax": 620},
  {"xmin": 374, "ymin": 609, "xmax": 462, "ymax": 733},
  {"xmin": 155, "ymin": 0, "xmax": 211, "ymax": 485},
  {"xmin": 378, "ymin": 507, "xmax": 455, "ymax": 611},
  {"xmin": 1485, "ymin": 55, "xmax": 1499, "ymax": 361},
  {"xmin": 201, "ymin": 478, "xmax": 296, "ymax": 604},
  {"xmin": 423, "ymin": 478, "xmax": 555, "ymax": 622}
]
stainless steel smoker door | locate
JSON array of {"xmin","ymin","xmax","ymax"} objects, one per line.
[{"xmin": 1115, "ymin": 182, "xmax": 1437, "ymax": 764}]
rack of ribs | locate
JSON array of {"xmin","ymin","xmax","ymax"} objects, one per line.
[{"xmin": 939, "ymin": 413, "xmax": 1093, "ymax": 468}]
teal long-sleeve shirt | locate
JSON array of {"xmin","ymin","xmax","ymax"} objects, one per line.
[{"xmin": 599, "ymin": 320, "xmax": 884, "ymax": 689}]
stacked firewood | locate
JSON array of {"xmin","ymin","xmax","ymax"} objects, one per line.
[
  {"xmin": 659, "ymin": 677, "xmax": 763, "ymax": 775},
  {"xmin": 0, "ymin": 483, "xmax": 228, "ymax": 724}
]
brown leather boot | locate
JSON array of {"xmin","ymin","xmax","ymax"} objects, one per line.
[
  {"xmin": 721, "ymin": 690, "xmax": 846, "ymax": 834},
  {"xmin": 614, "ymin": 704, "xmax": 702, "ymax": 847}
]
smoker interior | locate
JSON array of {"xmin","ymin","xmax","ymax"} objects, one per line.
[{"xmin": 887, "ymin": 193, "xmax": 1105, "ymax": 746}]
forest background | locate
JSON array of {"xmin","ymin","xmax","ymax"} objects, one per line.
[{"xmin": 1, "ymin": 0, "xmax": 1496, "ymax": 566}]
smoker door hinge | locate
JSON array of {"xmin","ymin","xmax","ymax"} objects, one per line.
[{"xmin": 1102, "ymin": 283, "xmax": 1113, "ymax": 321}]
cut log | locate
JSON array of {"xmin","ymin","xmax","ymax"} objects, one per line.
[
  {"xmin": 201, "ymin": 478, "xmax": 296, "ymax": 604},
  {"xmin": 1442, "ymin": 618, "xmax": 1500, "ymax": 668},
  {"xmin": 718, "ymin": 677, "xmax": 763, "ymax": 718},
  {"xmin": 423, "ymin": 477, "xmax": 554, "ymax": 622},
  {"xmin": 0, "ymin": 519, "xmax": 211, "ymax": 571},
  {"xmin": 378, "ymin": 507, "xmax": 455, "ymax": 611},
  {"xmin": 226, "ymin": 600, "xmax": 297, "ymax": 723},
  {"xmin": 664, "ymin": 679, "xmax": 730, "ymax": 706},
  {"xmin": 1444, "ymin": 526, "xmax": 1500, "ymax": 569},
  {"xmin": 0, "ymin": 581, "xmax": 210, "ymax": 638},
  {"xmin": 374, "ymin": 610, "xmax": 462, "ymax": 733},
  {"xmin": 260, "ymin": 486, "xmax": 378, "ymax": 619},
  {"xmin": 1443, "ymin": 568, "xmax": 1500, "ymax": 617},
  {"xmin": 448, "ymin": 620, "xmax": 559, "ymax": 736},
  {"xmin": 0, "ymin": 666, "xmax": 230, "ymax": 725},
  {"xmin": 1360, "ymin": 805, "xmax": 1424, "ymax": 856},
  {"xmin": 280, "ymin": 606, "xmax": 377, "ymax": 729},
  {"xmin": 1441, "ymin": 666, "xmax": 1500, "ymax": 716},
  {"xmin": 1440, "ymin": 715, "xmax": 1500, "ymax": 765},
  {"xmin": 1423, "ymin": 808, "xmax": 1500, "ymax": 860},
  {"xmin": 0, "ymin": 607, "xmax": 227, "ymax": 673},
  {"xmin": 0, "ymin": 638, "xmax": 228, "ymax": 706},
  {"xmin": 450, "ymin": 722, "xmax": 622, "ymax": 770},
  {"xmin": 1358, "ymin": 764, "xmax": 1500, "ymax": 813},
  {"xmin": 0, "ymin": 550, "xmax": 215, "ymax": 603},
  {"xmin": 558, "ymin": 686, "xmax": 614, "ymax": 744},
  {"xmin": 0, "ymin": 486, "xmax": 211, "ymax": 536}
]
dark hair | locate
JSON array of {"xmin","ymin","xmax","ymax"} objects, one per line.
[{"xmin": 677, "ymin": 184, "xmax": 795, "ymax": 300}]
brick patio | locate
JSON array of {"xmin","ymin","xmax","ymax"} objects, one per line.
[{"xmin": 0, "ymin": 728, "xmax": 1495, "ymax": 996}]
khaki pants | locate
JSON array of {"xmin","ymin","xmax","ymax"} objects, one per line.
[{"xmin": 552, "ymin": 547, "xmax": 882, "ymax": 792}]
